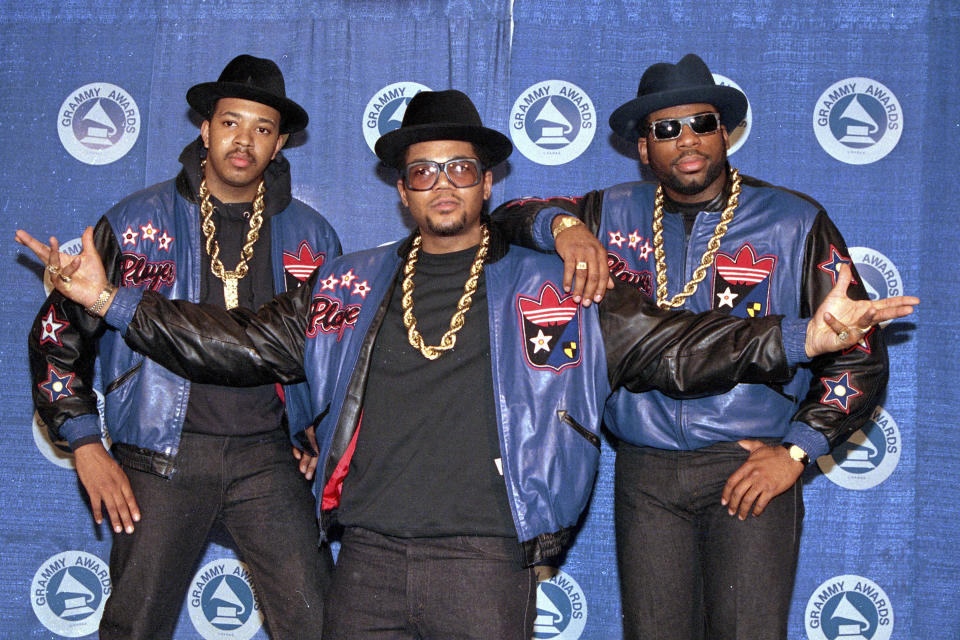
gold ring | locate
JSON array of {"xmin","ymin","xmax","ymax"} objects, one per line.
[
  {"xmin": 46, "ymin": 263, "xmax": 60, "ymax": 276},
  {"xmin": 575, "ymin": 261, "xmax": 588, "ymax": 270},
  {"xmin": 58, "ymin": 273, "xmax": 72, "ymax": 284},
  {"xmin": 836, "ymin": 329, "xmax": 849, "ymax": 343}
]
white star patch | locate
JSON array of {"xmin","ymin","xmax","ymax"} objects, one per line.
[
  {"xmin": 320, "ymin": 274, "xmax": 340, "ymax": 291},
  {"xmin": 40, "ymin": 307, "xmax": 67, "ymax": 345},
  {"xmin": 716, "ymin": 287, "xmax": 738, "ymax": 308},
  {"xmin": 140, "ymin": 221, "xmax": 159, "ymax": 242},
  {"xmin": 121, "ymin": 226, "xmax": 139, "ymax": 246},
  {"xmin": 352, "ymin": 280, "xmax": 371, "ymax": 299},
  {"xmin": 339, "ymin": 269, "xmax": 357, "ymax": 288},
  {"xmin": 628, "ymin": 230, "xmax": 642, "ymax": 249},
  {"xmin": 637, "ymin": 240, "xmax": 652, "ymax": 261},
  {"xmin": 608, "ymin": 230, "xmax": 626, "ymax": 248},
  {"xmin": 157, "ymin": 231, "xmax": 174, "ymax": 251},
  {"xmin": 529, "ymin": 329, "xmax": 553, "ymax": 353}
]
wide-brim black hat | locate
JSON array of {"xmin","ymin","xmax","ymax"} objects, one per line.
[
  {"xmin": 374, "ymin": 89, "xmax": 512, "ymax": 169},
  {"xmin": 186, "ymin": 54, "xmax": 308, "ymax": 134},
  {"xmin": 609, "ymin": 53, "xmax": 748, "ymax": 143}
]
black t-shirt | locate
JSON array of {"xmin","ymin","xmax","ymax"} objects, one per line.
[
  {"xmin": 183, "ymin": 198, "xmax": 284, "ymax": 437},
  {"xmin": 336, "ymin": 245, "xmax": 516, "ymax": 538}
]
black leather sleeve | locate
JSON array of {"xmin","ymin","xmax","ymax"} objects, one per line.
[
  {"xmin": 123, "ymin": 272, "xmax": 317, "ymax": 387},
  {"xmin": 599, "ymin": 279, "xmax": 793, "ymax": 397},
  {"xmin": 28, "ymin": 217, "xmax": 121, "ymax": 440},
  {"xmin": 793, "ymin": 211, "xmax": 889, "ymax": 447},
  {"xmin": 490, "ymin": 191, "xmax": 605, "ymax": 250}
]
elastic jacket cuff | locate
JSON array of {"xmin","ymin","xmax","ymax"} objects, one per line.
[
  {"xmin": 781, "ymin": 317, "xmax": 809, "ymax": 367},
  {"xmin": 103, "ymin": 286, "xmax": 146, "ymax": 336},
  {"xmin": 532, "ymin": 210, "xmax": 568, "ymax": 251},
  {"xmin": 782, "ymin": 423, "xmax": 830, "ymax": 463},
  {"xmin": 62, "ymin": 414, "xmax": 101, "ymax": 449}
]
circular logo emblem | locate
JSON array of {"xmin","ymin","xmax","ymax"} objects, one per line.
[
  {"xmin": 510, "ymin": 80, "xmax": 596, "ymax": 165},
  {"xmin": 805, "ymin": 574, "xmax": 894, "ymax": 640},
  {"xmin": 813, "ymin": 78, "xmax": 902, "ymax": 164},
  {"xmin": 533, "ymin": 570, "xmax": 588, "ymax": 639},
  {"xmin": 58, "ymin": 83, "xmax": 140, "ymax": 165},
  {"xmin": 712, "ymin": 73, "xmax": 751, "ymax": 155},
  {"xmin": 31, "ymin": 550, "xmax": 110, "ymax": 637},
  {"xmin": 34, "ymin": 390, "xmax": 109, "ymax": 469},
  {"xmin": 188, "ymin": 558, "xmax": 263, "ymax": 640},
  {"xmin": 361, "ymin": 81, "xmax": 432, "ymax": 154},
  {"xmin": 849, "ymin": 247, "xmax": 903, "ymax": 327},
  {"xmin": 817, "ymin": 405, "xmax": 901, "ymax": 490}
]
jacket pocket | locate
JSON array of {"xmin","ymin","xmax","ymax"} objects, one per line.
[
  {"xmin": 105, "ymin": 361, "xmax": 143, "ymax": 394},
  {"xmin": 558, "ymin": 409, "xmax": 600, "ymax": 451}
]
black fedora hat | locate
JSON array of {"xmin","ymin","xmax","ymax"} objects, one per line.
[
  {"xmin": 374, "ymin": 90, "xmax": 512, "ymax": 169},
  {"xmin": 186, "ymin": 54, "xmax": 308, "ymax": 134},
  {"xmin": 609, "ymin": 53, "xmax": 748, "ymax": 143}
]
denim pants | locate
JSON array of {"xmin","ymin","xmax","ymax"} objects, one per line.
[
  {"xmin": 99, "ymin": 430, "xmax": 333, "ymax": 640},
  {"xmin": 614, "ymin": 440, "xmax": 803, "ymax": 640},
  {"xmin": 323, "ymin": 526, "xmax": 537, "ymax": 639}
]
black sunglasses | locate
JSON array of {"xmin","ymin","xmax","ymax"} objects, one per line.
[{"xmin": 647, "ymin": 112, "xmax": 721, "ymax": 141}]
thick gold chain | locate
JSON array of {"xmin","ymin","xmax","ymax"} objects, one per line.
[
  {"xmin": 401, "ymin": 225, "xmax": 489, "ymax": 360},
  {"xmin": 198, "ymin": 160, "xmax": 265, "ymax": 308},
  {"xmin": 652, "ymin": 168, "xmax": 741, "ymax": 309}
]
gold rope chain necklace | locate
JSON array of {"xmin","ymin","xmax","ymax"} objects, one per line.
[
  {"xmin": 652, "ymin": 168, "xmax": 741, "ymax": 309},
  {"xmin": 198, "ymin": 160, "xmax": 266, "ymax": 310},
  {"xmin": 401, "ymin": 224, "xmax": 490, "ymax": 360}
]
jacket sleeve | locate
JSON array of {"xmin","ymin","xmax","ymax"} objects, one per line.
[
  {"xmin": 784, "ymin": 211, "xmax": 889, "ymax": 457},
  {"xmin": 110, "ymin": 272, "xmax": 316, "ymax": 387},
  {"xmin": 28, "ymin": 217, "xmax": 122, "ymax": 448},
  {"xmin": 599, "ymin": 279, "xmax": 805, "ymax": 398},
  {"xmin": 490, "ymin": 191, "xmax": 605, "ymax": 252}
]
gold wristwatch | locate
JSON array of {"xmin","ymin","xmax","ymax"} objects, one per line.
[
  {"xmin": 781, "ymin": 442, "xmax": 810, "ymax": 466},
  {"xmin": 551, "ymin": 215, "xmax": 584, "ymax": 239}
]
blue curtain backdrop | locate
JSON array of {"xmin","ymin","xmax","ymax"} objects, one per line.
[{"xmin": 2, "ymin": 1, "xmax": 957, "ymax": 638}]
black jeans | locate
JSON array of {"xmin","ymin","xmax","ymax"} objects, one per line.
[
  {"xmin": 323, "ymin": 526, "xmax": 537, "ymax": 639},
  {"xmin": 99, "ymin": 430, "xmax": 333, "ymax": 640},
  {"xmin": 615, "ymin": 441, "xmax": 803, "ymax": 640}
]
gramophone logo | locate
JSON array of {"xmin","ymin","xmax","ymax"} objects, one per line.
[
  {"xmin": 813, "ymin": 77, "xmax": 902, "ymax": 164},
  {"xmin": 805, "ymin": 574, "xmax": 893, "ymax": 640},
  {"xmin": 510, "ymin": 80, "xmax": 597, "ymax": 165},
  {"xmin": 58, "ymin": 83, "xmax": 140, "ymax": 165},
  {"xmin": 361, "ymin": 81, "xmax": 431, "ymax": 154},
  {"xmin": 31, "ymin": 550, "xmax": 110, "ymax": 637},
  {"xmin": 817, "ymin": 405, "xmax": 901, "ymax": 490},
  {"xmin": 533, "ymin": 570, "xmax": 588, "ymax": 639},
  {"xmin": 188, "ymin": 558, "xmax": 263, "ymax": 639},
  {"xmin": 712, "ymin": 73, "xmax": 752, "ymax": 155}
]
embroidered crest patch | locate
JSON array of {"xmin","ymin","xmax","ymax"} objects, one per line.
[{"xmin": 517, "ymin": 282, "xmax": 582, "ymax": 372}]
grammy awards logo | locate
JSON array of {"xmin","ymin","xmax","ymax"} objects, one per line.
[
  {"xmin": 361, "ymin": 81, "xmax": 432, "ymax": 154},
  {"xmin": 712, "ymin": 73, "xmax": 752, "ymax": 155},
  {"xmin": 510, "ymin": 80, "xmax": 596, "ymax": 165},
  {"xmin": 31, "ymin": 551, "xmax": 110, "ymax": 637},
  {"xmin": 813, "ymin": 77, "xmax": 902, "ymax": 164},
  {"xmin": 188, "ymin": 558, "xmax": 263, "ymax": 639},
  {"xmin": 817, "ymin": 405, "xmax": 901, "ymax": 490},
  {"xmin": 57, "ymin": 83, "xmax": 140, "ymax": 165},
  {"xmin": 533, "ymin": 570, "xmax": 588, "ymax": 639},
  {"xmin": 805, "ymin": 574, "xmax": 894, "ymax": 640},
  {"xmin": 848, "ymin": 247, "xmax": 904, "ymax": 328}
]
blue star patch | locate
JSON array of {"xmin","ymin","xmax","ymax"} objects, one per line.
[
  {"xmin": 39, "ymin": 365, "xmax": 75, "ymax": 403},
  {"xmin": 817, "ymin": 245, "xmax": 855, "ymax": 286},
  {"xmin": 820, "ymin": 372, "xmax": 862, "ymax": 413}
]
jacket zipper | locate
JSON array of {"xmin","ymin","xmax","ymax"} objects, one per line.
[{"xmin": 558, "ymin": 410, "xmax": 601, "ymax": 450}]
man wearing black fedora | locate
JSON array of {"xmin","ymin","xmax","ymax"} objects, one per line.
[
  {"xmin": 26, "ymin": 54, "xmax": 339, "ymax": 638},
  {"xmin": 494, "ymin": 53, "xmax": 890, "ymax": 639},
  {"xmin": 19, "ymin": 85, "xmax": 916, "ymax": 639}
]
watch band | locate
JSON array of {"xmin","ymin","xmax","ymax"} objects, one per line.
[
  {"xmin": 86, "ymin": 283, "xmax": 117, "ymax": 317},
  {"xmin": 551, "ymin": 215, "xmax": 585, "ymax": 239}
]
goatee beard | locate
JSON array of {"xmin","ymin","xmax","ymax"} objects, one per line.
[{"xmin": 659, "ymin": 155, "xmax": 726, "ymax": 197}]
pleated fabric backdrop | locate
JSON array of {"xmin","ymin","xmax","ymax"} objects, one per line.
[{"xmin": 2, "ymin": 1, "xmax": 956, "ymax": 638}]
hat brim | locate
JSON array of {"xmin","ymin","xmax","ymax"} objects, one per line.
[
  {"xmin": 374, "ymin": 123, "xmax": 513, "ymax": 169},
  {"xmin": 187, "ymin": 81, "xmax": 309, "ymax": 134},
  {"xmin": 609, "ymin": 85, "xmax": 748, "ymax": 143}
]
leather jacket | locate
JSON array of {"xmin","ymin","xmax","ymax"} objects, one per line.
[
  {"xmin": 103, "ymin": 226, "xmax": 805, "ymax": 564},
  {"xmin": 28, "ymin": 139, "xmax": 341, "ymax": 476},
  {"xmin": 492, "ymin": 173, "xmax": 889, "ymax": 459}
]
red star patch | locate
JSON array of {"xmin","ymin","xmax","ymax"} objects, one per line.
[
  {"xmin": 121, "ymin": 226, "xmax": 139, "ymax": 246},
  {"xmin": 39, "ymin": 306, "xmax": 69, "ymax": 346}
]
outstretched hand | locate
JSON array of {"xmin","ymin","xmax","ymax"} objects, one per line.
[
  {"xmin": 16, "ymin": 227, "xmax": 109, "ymax": 310},
  {"xmin": 805, "ymin": 264, "xmax": 918, "ymax": 357}
]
